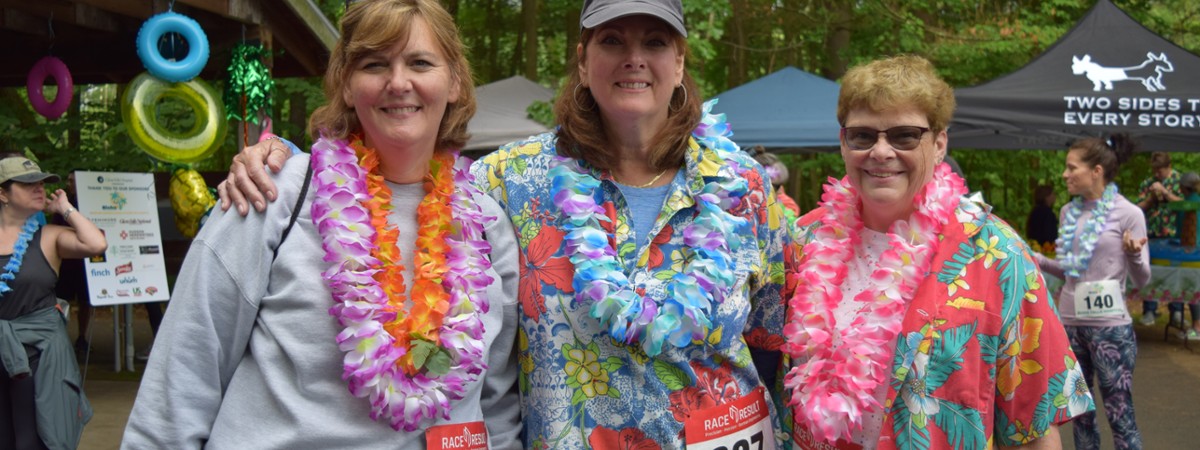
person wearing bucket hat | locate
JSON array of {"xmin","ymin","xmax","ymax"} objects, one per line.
[
  {"xmin": 218, "ymin": 0, "xmax": 793, "ymax": 448},
  {"xmin": 0, "ymin": 156, "xmax": 106, "ymax": 449}
]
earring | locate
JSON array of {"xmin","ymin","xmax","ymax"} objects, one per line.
[
  {"xmin": 573, "ymin": 83, "xmax": 596, "ymax": 112},
  {"xmin": 668, "ymin": 84, "xmax": 687, "ymax": 113}
]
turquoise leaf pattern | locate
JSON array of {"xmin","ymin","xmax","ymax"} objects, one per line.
[
  {"xmin": 925, "ymin": 322, "xmax": 975, "ymax": 392},
  {"xmin": 976, "ymin": 333, "xmax": 1003, "ymax": 381},
  {"xmin": 892, "ymin": 396, "xmax": 933, "ymax": 450},
  {"xmin": 936, "ymin": 242, "xmax": 977, "ymax": 284},
  {"xmin": 930, "ymin": 401, "xmax": 987, "ymax": 450}
]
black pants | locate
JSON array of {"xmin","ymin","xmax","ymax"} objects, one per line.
[{"xmin": 0, "ymin": 347, "xmax": 49, "ymax": 450}]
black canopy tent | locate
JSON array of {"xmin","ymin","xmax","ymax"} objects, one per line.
[{"xmin": 950, "ymin": 0, "xmax": 1200, "ymax": 152}]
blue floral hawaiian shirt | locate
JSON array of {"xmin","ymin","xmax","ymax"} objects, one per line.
[{"xmin": 470, "ymin": 131, "xmax": 792, "ymax": 449}]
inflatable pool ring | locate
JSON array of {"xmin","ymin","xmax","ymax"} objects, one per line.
[
  {"xmin": 121, "ymin": 72, "xmax": 228, "ymax": 163},
  {"xmin": 26, "ymin": 56, "xmax": 74, "ymax": 120},
  {"xmin": 136, "ymin": 11, "xmax": 210, "ymax": 82}
]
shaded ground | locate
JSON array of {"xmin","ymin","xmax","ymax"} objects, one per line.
[{"xmin": 70, "ymin": 304, "xmax": 1200, "ymax": 450}]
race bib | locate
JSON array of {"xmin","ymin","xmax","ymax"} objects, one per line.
[
  {"xmin": 1073, "ymin": 279, "xmax": 1126, "ymax": 319},
  {"xmin": 684, "ymin": 387, "xmax": 775, "ymax": 450},
  {"xmin": 425, "ymin": 421, "xmax": 488, "ymax": 450},
  {"xmin": 793, "ymin": 425, "xmax": 864, "ymax": 450}
]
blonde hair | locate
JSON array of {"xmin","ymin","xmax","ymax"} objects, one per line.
[
  {"xmin": 837, "ymin": 55, "xmax": 955, "ymax": 133},
  {"xmin": 553, "ymin": 27, "xmax": 700, "ymax": 172},
  {"xmin": 308, "ymin": 0, "xmax": 476, "ymax": 151}
]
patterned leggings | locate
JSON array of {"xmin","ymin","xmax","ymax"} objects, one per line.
[{"xmin": 1066, "ymin": 324, "xmax": 1142, "ymax": 450}]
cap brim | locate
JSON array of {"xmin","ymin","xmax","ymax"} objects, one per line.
[
  {"xmin": 10, "ymin": 173, "xmax": 61, "ymax": 184},
  {"xmin": 581, "ymin": 4, "xmax": 687, "ymax": 37}
]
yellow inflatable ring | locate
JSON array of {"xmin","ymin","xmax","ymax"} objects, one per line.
[{"xmin": 121, "ymin": 72, "xmax": 227, "ymax": 163}]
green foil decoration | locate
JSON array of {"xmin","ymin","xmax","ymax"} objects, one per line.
[{"xmin": 224, "ymin": 43, "xmax": 274, "ymax": 124}]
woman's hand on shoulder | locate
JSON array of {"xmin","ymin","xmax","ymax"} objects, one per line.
[{"xmin": 217, "ymin": 139, "xmax": 294, "ymax": 216}]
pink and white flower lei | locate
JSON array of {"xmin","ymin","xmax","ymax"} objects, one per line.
[
  {"xmin": 781, "ymin": 163, "xmax": 965, "ymax": 443},
  {"xmin": 310, "ymin": 137, "xmax": 495, "ymax": 431}
]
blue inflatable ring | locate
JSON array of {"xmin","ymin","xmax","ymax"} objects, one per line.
[
  {"xmin": 136, "ymin": 11, "xmax": 210, "ymax": 82},
  {"xmin": 26, "ymin": 56, "xmax": 73, "ymax": 120}
]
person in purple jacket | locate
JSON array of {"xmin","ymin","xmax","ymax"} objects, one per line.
[{"xmin": 1034, "ymin": 133, "xmax": 1151, "ymax": 450}]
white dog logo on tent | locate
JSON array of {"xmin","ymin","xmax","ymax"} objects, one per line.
[{"xmin": 1071, "ymin": 52, "xmax": 1174, "ymax": 92}]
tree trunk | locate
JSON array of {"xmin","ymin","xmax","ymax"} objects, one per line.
[
  {"xmin": 822, "ymin": 0, "xmax": 853, "ymax": 79},
  {"xmin": 522, "ymin": 0, "xmax": 539, "ymax": 79}
]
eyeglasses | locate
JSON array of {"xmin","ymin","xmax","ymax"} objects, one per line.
[{"xmin": 840, "ymin": 126, "xmax": 931, "ymax": 151}]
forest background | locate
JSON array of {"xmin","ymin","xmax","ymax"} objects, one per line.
[{"xmin": 3, "ymin": 0, "xmax": 1200, "ymax": 231}]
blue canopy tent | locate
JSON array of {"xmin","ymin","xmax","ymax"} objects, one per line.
[{"xmin": 708, "ymin": 66, "xmax": 841, "ymax": 151}]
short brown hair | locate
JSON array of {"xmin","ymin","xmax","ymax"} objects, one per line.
[
  {"xmin": 1149, "ymin": 152, "xmax": 1172, "ymax": 169},
  {"xmin": 552, "ymin": 27, "xmax": 700, "ymax": 172},
  {"xmin": 837, "ymin": 55, "xmax": 955, "ymax": 133},
  {"xmin": 308, "ymin": 0, "xmax": 476, "ymax": 151}
]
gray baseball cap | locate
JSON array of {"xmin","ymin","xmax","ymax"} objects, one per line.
[
  {"xmin": 580, "ymin": 0, "xmax": 687, "ymax": 37},
  {"xmin": 0, "ymin": 156, "xmax": 60, "ymax": 184}
]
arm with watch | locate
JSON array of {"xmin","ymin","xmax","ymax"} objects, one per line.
[{"xmin": 47, "ymin": 188, "xmax": 107, "ymax": 259}]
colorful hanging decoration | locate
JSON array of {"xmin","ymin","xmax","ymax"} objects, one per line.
[{"xmin": 224, "ymin": 43, "xmax": 274, "ymax": 125}]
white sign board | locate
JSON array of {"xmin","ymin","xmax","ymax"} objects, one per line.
[{"xmin": 76, "ymin": 171, "xmax": 170, "ymax": 306}]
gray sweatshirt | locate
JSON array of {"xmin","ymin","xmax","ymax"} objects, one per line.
[
  {"xmin": 1037, "ymin": 194, "xmax": 1152, "ymax": 327},
  {"xmin": 122, "ymin": 154, "xmax": 522, "ymax": 449}
]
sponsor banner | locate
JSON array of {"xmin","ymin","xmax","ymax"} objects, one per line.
[{"xmin": 77, "ymin": 171, "xmax": 170, "ymax": 305}]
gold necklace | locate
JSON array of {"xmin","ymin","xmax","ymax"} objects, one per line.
[{"xmin": 618, "ymin": 169, "xmax": 669, "ymax": 188}]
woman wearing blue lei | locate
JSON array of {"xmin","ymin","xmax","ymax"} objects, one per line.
[
  {"xmin": 0, "ymin": 156, "xmax": 107, "ymax": 449},
  {"xmin": 1034, "ymin": 134, "xmax": 1151, "ymax": 450},
  {"xmin": 217, "ymin": 1, "xmax": 793, "ymax": 447}
]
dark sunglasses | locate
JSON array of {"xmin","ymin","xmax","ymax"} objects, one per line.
[{"xmin": 840, "ymin": 126, "xmax": 931, "ymax": 151}]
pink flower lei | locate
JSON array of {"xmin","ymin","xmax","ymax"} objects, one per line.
[
  {"xmin": 310, "ymin": 136, "xmax": 495, "ymax": 431},
  {"xmin": 781, "ymin": 163, "xmax": 965, "ymax": 443}
]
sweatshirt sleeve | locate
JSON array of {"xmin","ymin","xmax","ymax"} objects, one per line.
[
  {"xmin": 121, "ymin": 158, "xmax": 310, "ymax": 449},
  {"xmin": 475, "ymin": 192, "xmax": 524, "ymax": 448},
  {"xmin": 1122, "ymin": 202, "xmax": 1152, "ymax": 289}
]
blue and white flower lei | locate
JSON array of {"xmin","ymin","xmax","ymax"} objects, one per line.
[
  {"xmin": 549, "ymin": 99, "xmax": 750, "ymax": 356},
  {"xmin": 1056, "ymin": 182, "xmax": 1118, "ymax": 278},
  {"xmin": 0, "ymin": 216, "xmax": 43, "ymax": 295}
]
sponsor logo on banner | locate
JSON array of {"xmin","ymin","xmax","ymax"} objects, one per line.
[
  {"xmin": 118, "ymin": 276, "xmax": 139, "ymax": 284},
  {"xmin": 90, "ymin": 268, "xmax": 112, "ymax": 277},
  {"xmin": 116, "ymin": 289, "xmax": 130, "ymax": 297},
  {"xmin": 139, "ymin": 245, "xmax": 160, "ymax": 254},
  {"xmin": 115, "ymin": 262, "xmax": 134, "ymax": 275},
  {"xmin": 145, "ymin": 286, "xmax": 158, "ymax": 295},
  {"xmin": 101, "ymin": 192, "xmax": 128, "ymax": 211},
  {"xmin": 1061, "ymin": 51, "xmax": 1200, "ymax": 130}
]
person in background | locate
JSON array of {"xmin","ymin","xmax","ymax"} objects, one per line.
[
  {"xmin": 52, "ymin": 171, "xmax": 92, "ymax": 356},
  {"xmin": 1027, "ymin": 184, "xmax": 1059, "ymax": 249},
  {"xmin": 216, "ymin": 0, "xmax": 793, "ymax": 447},
  {"xmin": 751, "ymin": 144, "xmax": 801, "ymax": 223},
  {"xmin": 121, "ymin": 1, "xmax": 521, "ymax": 448},
  {"xmin": 0, "ymin": 156, "xmax": 107, "ymax": 450},
  {"xmin": 782, "ymin": 55, "xmax": 1090, "ymax": 450},
  {"xmin": 1173, "ymin": 171, "xmax": 1200, "ymax": 340},
  {"xmin": 1034, "ymin": 133, "xmax": 1150, "ymax": 450},
  {"xmin": 1135, "ymin": 151, "xmax": 1181, "ymax": 326}
]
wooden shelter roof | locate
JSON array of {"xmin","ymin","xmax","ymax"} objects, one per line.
[{"xmin": 0, "ymin": 0, "xmax": 338, "ymax": 86}]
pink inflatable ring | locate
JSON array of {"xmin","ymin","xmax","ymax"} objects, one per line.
[{"xmin": 26, "ymin": 56, "xmax": 74, "ymax": 120}]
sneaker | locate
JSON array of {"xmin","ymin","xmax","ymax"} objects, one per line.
[
  {"xmin": 1139, "ymin": 311, "xmax": 1158, "ymax": 326},
  {"xmin": 1187, "ymin": 329, "xmax": 1200, "ymax": 341},
  {"xmin": 1171, "ymin": 311, "xmax": 1184, "ymax": 328}
]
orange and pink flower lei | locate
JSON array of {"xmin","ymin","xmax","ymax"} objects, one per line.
[
  {"xmin": 310, "ymin": 136, "xmax": 495, "ymax": 431},
  {"xmin": 781, "ymin": 163, "xmax": 965, "ymax": 443}
]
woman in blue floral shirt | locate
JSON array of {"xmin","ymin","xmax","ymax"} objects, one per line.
[{"xmin": 217, "ymin": 1, "xmax": 792, "ymax": 448}]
